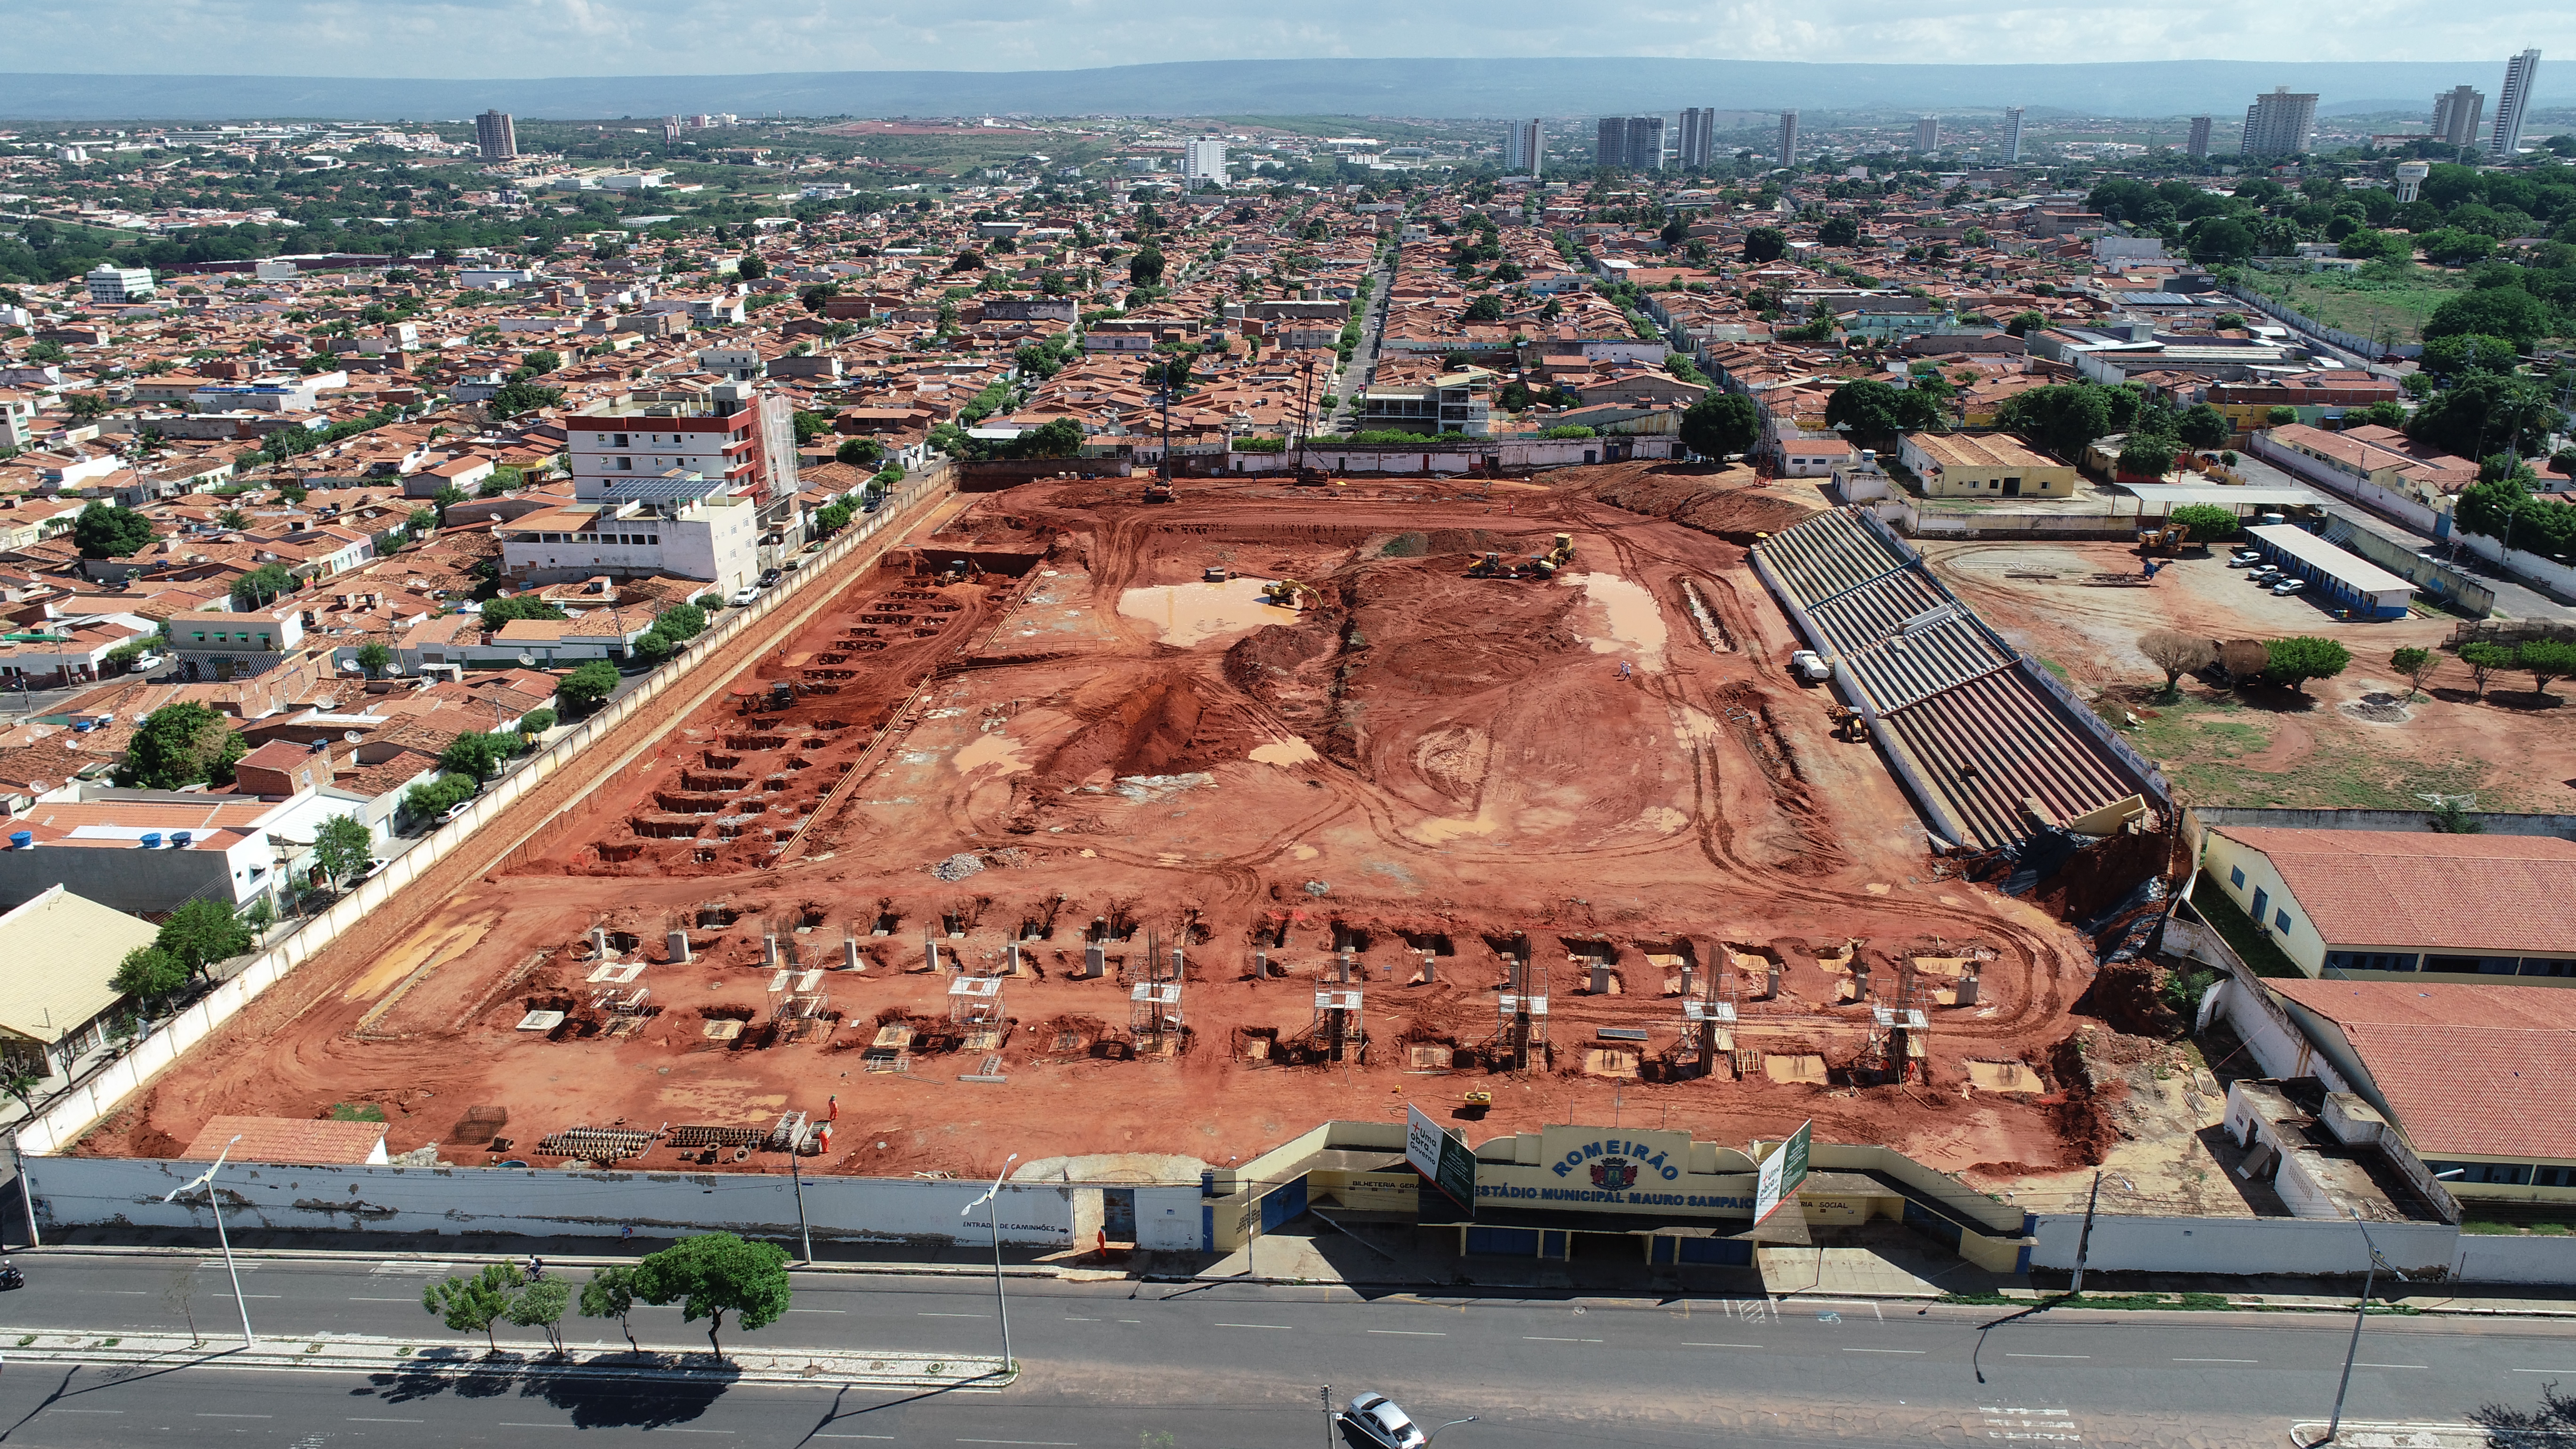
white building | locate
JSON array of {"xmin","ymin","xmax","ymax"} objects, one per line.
[
  {"xmin": 2003, "ymin": 107, "xmax": 2026, "ymax": 164},
  {"xmin": 1504, "ymin": 120, "xmax": 1544, "ymax": 177},
  {"xmin": 84, "ymin": 265, "xmax": 155, "ymax": 304},
  {"xmin": 2492, "ymin": 49, "xmax": 2543, "ymax": 156},
  {"xmin": 2240, "ymin": 87, "xmax": 2318, "ymax": 157},
  {"xmin": 1182, "ymin": 137, "xmax": 1228, "ymax": 186},
  {"xmin": 494, "ymin": 471, "xmax": 760, "ymax": 592}
]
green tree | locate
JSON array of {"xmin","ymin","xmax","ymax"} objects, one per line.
[
  {"xmin": 480, "ymin": 596, "xmax": 569, "ymax": 624},
  {"xmin": 218, "ymin": 508, "xmax": 250, "ymax": 530},
  {"xmin": 2420, "ymin": 333, "xmax": 2520, "ymax": 378},
  {"xmin": 2004, "ymin": 310, "xmax": 2049, "ymax": 338},
  {"xmin": 2116, "ymin": 435, "xmax": 2177, "ymax": 479},
  {"xmin": 488, "ymin": 379, "xmax": 565, "ymax": 420},
  {"xmin": 2459, "ymin": 640, "xmax": 2514, "ymax": 699},
  {"xmin": 1817, "ymin": 214, "xmax": 1860, "ymax": 248},
  {"xmin": 1463, "ymin": 294, "xmax": 1505, "ymax": 323},
  {"xmin": 506, "ymin": 1276, "xmax": 573, "ymax": 1355},
  {"xmin": 579, "ymin": 1264, "xmax": 647, "ymax": 1356},
  {"xmin": 72, "ymin": 502, "xmax": 156, "ymax": 559},
  {"xmin": 2424, "ymin": 287, "xmax": 2553, "ymax": 347},
  {"xmin": 1679, "ymin": 391, "xmax": 1761, "ymax": 460},
  {"xmin": 636, "ymin": 1232, "xmax": 792, "ymax": 1360},
  {"xmin": 1823, "ymin": 378, "xmax": 1941, "ymax": 443},
  {"xmin": 1994, "ymin": 384, "xmax": 2115, "ymax": 463},
  {"xmin": 834, "ymin": 436, "xmax": 883, "ymax": 468},
  {"xmin": 117, "ymin": 702, "xmax": 244, "ymax": 789},
  {"xmin": 312, "ymin": 813, "xmax": 373, "ymax": 890},
  {"xmin": 2168, "ymin": 503, "xmax": 2240, "ymax": 542},
  {"xmin": 736, "ymin": 250, "xmax": 768, "ymax": 281},
  {"xmin": 2416, "ymin": 228, "xmax": 2497, "ymax": 267},
  {"xmin": 355, "ymin": 641, "xmax": 393, "ymax": 678},
  {"xmin": 231, "ymin": 562, "xmax": 295, "ymax": 609},
  {"xmin": 111, "ymin": 945, "xmax": 190, "ymax": 1012},
  {"xmin": 2174, "ymin": 403, "xmax": 2231, "ymax": 451},
  {"xmin": 519, "ymin": 707, "xmax": 557, "ymax": 735},
  {"xmin": 813, "ymin": 500, "xmax": 855, "ymax": 534},
  {"xmin": 558, "ymin": 661, "xmax": 619, "ymax": 711},
  {"xmin": 2263, "ymin": 636, "xmax": 2351, "ymax": 693},
  {"xmin": 440, "ymin": 732, "xmax": 514, "ymax": 781},
  {"xmin": 1128, "ymin": 247, "xmax": 1165, "ymax": 288},
  {"xmin": 791, "ymin": 410, "xmax": 833, "ymax": 444},
  {"xmin": 156, "ymin": 898, "xmax": 254, "ymax": 979},
  {"xmin": 406, "ymin": 507, "xmax": 439, "ymax": 537},
  {"xmin": 521, "ymin": 349, "xmax": 563, "ymax": 375},
  {"xmin": 2186, "ymin": 217, "xmax": 2254, "ymax": 263},
  {"xmin": 423, "ymin": 1262, "xmax": 524, "ymax": 1353},
  {"xmin": 1010, "ymin": 417, "xmax": 1085, "ymax": 459},
  {"xmin": 2519, "ymin": 638, "xmax": 2576, "ymax": 699},
  {"xmin": 633, "ymin": 631, "xmax": 675, "ymax": 664},
  {"xmin": 653, "ymin": 603, "xmax": 709, "ymax": 642},
  {"xmin": 2389, "ymin": 645, "xmax": 2437, "ymax": 700},
  {"xmin": 1742, "ymin": 227, "xmax": 1787, "ymax": 263}
]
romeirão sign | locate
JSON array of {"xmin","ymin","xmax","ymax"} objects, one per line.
[{"xmin": 1468, "ymin": 1125, "xmax": 1759, "ymax": 1218}]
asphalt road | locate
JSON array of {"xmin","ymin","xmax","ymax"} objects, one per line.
[
  {"xmin": 1328, "ymin": 257, "xmax": 1396, "ymax": 431},
  {"xmin": 0, "ymin": 1252, "xmax": 2566, "ymax": 1445}
]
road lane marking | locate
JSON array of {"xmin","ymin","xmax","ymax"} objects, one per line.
[
  {"xmin": 789, "ymin": 1309, "xmax": 849, "ymax": 1314},
  {"xmin": 196, "ymin": 1413, "xmax": 274, "ymax": 1418},
  {"xmin": 2357, "ymin": 1363, "xmax": 2427, "ymax": 1370},
  {"xmin": 958, "ymin": 1440, "xmax": 1079, "ymax": 1446},
  {"xmin": 2175, "ymin": 1358, "xmax": 2259, "ymax": 1364},
  {"xmin": 1843, "ymin": 1348, "xmax": 1924, "ymax": 1354},
  {"xmin": 352, "ymin": 1296, "xmax": 421, "ymax": 1302},
  {"xmin": 919, "ymin": 1312, "xmax": 988, "ymax": 1318},
  {"xmin": 93, "ymin": 1290, "xmax": 147, "ymax": 1295},
  {"xmin": 1523, "ymin": 1336, "xmax": 1603, "ymax": 1343},
  {"xmin": 2007, "ymin": 1353, "xmax": 2091, "ymax": 1360},
  {"xmin": 1684, "ymin": 1342, "xmax": 1763, "ymax": 1349},
  {"xmin": 817, "ymin": 1436, "xmax": 895, "ymax": 1441},
  {"xmin": 2512, "ymin": 1368, "xmax": 2576, "ymax": 1373},
  {"xmin": 348, "ymin": 1418, "xmax": 426, "ymax": 1424},
  {"xmin": 49, "ymin": 1409, "xmax": 123, "ymax": 1414},
  {"xmin": 1216, "ymin": 1322, "xmax": 1294, "ymax": 1330},
  {"xmin": 645, "ymin": 1430, "xmax": 733, "ymax": 1434},
  {"xmin": 1063, "ymin": 1316, "xmax": 1099, "ymax": 1321},
  {"xmin": 499, "ymin": 1423, "xmax": 575, "ymax": 1429},
  {"xmin": 1367, "ymin": 1329, "xmax": 1446, "ymax": 1336}
]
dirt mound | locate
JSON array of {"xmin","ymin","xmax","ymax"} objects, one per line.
[
  {"xmin": 1574, "ymin": 464, "xmax": 1821, "ymax": 543},
  {"xmin": 1039, "ymin": 668, "xmax": 1214, "ymax": 783}
]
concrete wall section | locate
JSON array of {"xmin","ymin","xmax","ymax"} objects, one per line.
[
  {"xmin": 2030, "ymin": 1213, "xmax": 2456, "ymax": 1278},
  {"xmin": 26, "ymin": 1154, "xmax": 1077, "ymax": 1246},
  {"xmin": 2453, "ymin": 1236, "xmax": 2576, "ymax": 1284}
]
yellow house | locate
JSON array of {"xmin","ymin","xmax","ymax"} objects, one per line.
[{"xmin": 1898, "ymin": 430, "xmax": 2078, "ymax": 498}]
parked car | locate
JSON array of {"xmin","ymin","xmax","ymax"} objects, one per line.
[
  {"xmin": 758, "ymin": 567, "xmax": 783, "ymax": 588},
  {"xmin": 439, "ymin": 799, "xmax": 475, "ymax": 826},
  {"xmin": 2227, "ymin": 550, "xmax": 2264, "ymax": 567},
  {"xmin": 2248, "ymin": 566, "xmax": 2281, "ymax": 584},
  {"xmin": 728, "ymin": 586, "xmax": 761, "ymax": 607},
  {"xmin": 1342, "ymin": 1393, "xmax": 1428, "ymax": 1449},
  {"xmin": 2270, "ymin": 577, "xmax": 2309, "ymax": 596},
  {"xmin": 125, "ymin": 652, "xmax": 166, "ymax": 673}
]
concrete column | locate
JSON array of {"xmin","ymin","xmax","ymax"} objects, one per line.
[
  {"xmin": 589, "ymin": 925, "xmax": 609, "ymax": 958},
  {"xmin": 1254, "ymin": 948, "xmax": 1269, "ymax": 979},
  {"xmin": 926, "ymin": 939, "xmax": 943, "ymax": 974},
  {"xmin": 1956, "ymin": 969, "xmax": 1980, "ymax": 1006},
  {"xmin": 666, "ymin": 930, "xmax": 691, "ymax": 964},
  {"xmin": 1589, "ymin": 963, "xmax": 1612, "ymax": 995},
  {"xmin": 1420, "ymin": 952, "xmax": 1436, "ymax": 983},
  {"xmin": 764, "ymin": 934, "xmax": 781, "ymax": 969},
  {"xmin": 1084, "ymin": 942, "xmax": 1105, "ymax": 979},
  {"xmin": 844, "ymin": 936, "xmax": 863, "ymax": 971}
]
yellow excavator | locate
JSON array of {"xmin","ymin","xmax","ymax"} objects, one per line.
[{"xmin": 1262, "ymin": 578, "xmax": 1316, "ymax": 609}]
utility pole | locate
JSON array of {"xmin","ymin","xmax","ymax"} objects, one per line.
[
  {"xmin": 162, "ymin": 1136, "xmax": 253, "ymax": 1348},
  {"xmin": 789, "ymin": 1144, "xmax": 813, "ymax": 1264},
  {"xmin": 2068, "ymin": 1170, "xmax": 2102, "ymax": 1297},
  {"xmin": 1322, "ymin": 1385, "xmax": 1335, "ymax": 1449},
  {"xmin": 2312, "ymin": 1210, "xmax": 2406, "ymax": 1446},
  {"xmin": 961, "ymin": 1152, "xmax": 1019, "ymax": 1374}
]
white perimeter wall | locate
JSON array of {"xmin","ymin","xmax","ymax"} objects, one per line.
[
  {"xmin": 2030, "ymin": 1213, "xmax": 2459, "ymax": 1278},
  {"xmin": 28, "ymin": 1154, "xmax": 1077, "ymax": 1246}
]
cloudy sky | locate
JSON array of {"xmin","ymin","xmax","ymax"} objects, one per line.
[{"xmin": 16, "ymin": 0, "xmax": 2574, "ymax": 76}]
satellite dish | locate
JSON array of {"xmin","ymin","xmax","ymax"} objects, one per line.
[
  {"xmin": 488, "ymin": 514, "xmax": 502, "ymax": 523},
  {"xmin": 343, "ymin": 730, "xmax": 362, "ymax": 744},
  {"xmin": 517, "ymin": 653, "xmax": 536, "ymax": 668}
]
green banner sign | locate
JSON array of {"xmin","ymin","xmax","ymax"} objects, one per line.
[{"xmin": 1754, "ymin": 1119, "xmax": 1812, "ymax": 1225}]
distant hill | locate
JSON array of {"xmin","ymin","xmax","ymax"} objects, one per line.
[{"xmin": 1, "ymin": 58, "xmax": 2568, "ymax": 124}]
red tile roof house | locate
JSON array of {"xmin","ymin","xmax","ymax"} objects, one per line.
[{"xmin": 2199, "ymin": 827, "xmax": 2576, "ymax": 983}]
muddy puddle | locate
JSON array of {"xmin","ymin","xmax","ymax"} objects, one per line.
[
  {"xmin": 1565, "ymin": 572, "xmax": 1668, "ymax": 672},
  {"xmin": 1118, "ymin": 577, "xmax": 1299, "ymax": 648}
]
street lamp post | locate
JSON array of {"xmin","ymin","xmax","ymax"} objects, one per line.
[
  {"xmin": 2310, "ymin": 1208, "xmax": 2407, "ymax": 1447},
  {"xmin": 162, "ymin": 1135, "xmax": 254, "ymax": 1349},
  {"xmin": 1425, "ymin": 1417, "xmax": 1481, "ymax": 1444},
  {"xmin": 961, "ymin": 1152, "xmax": 1019, "ymax": 1373}
]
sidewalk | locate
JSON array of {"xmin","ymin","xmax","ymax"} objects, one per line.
[{"xmin": 0, "ymin": 1326, "xmax": 1006, "ymax": 1389}]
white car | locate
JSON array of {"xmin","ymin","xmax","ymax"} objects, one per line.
[
  {"xmin": 2270, "ymin": 577, "xmax": 2309, "ymax": 596},
  {"xmin": 728, "ymin": 586, "xmax": 761, "ymax": 607},
  {"xmin": 126, "ymin": 652, "xmax": 166, "ymax": 673},
  {"xmin": 1343, "ymin": 1393, "xmax": 1427, "ymax": 1449},
  {"xmin": 1788, "ymin": 649, "xmax": 1833, "ymax": 684},
  {"xmin": 2226, "ymin": 551, "xmax": 2263, "ymax": 568}
]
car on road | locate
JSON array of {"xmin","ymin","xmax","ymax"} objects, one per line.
[
  {"xmin": 124, "ymin": 652, "xmax": 166, "ymax": 674},
  {"xmin": 2270, "ymin": 577, "xmax": 2309, "ymax": 596},
  {"xmin": 439, "ymin": 799, "xmax": 475, "ymax": 826},
  {"xmin": 758, "ymin": 567, "xmax": 783, "ymax": 588},
  {"xmin": 1342, "ymin": 1393, "xmax": 1427, "ymax": 1449},
  {"xmin": 728, "ymin": 586, "xmax": 761, "ymax": 607}
]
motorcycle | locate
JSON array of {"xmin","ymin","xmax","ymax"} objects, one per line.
[{"xmin": 0, "ymin": 1264, "xmax": 24, "ymax": 1291}]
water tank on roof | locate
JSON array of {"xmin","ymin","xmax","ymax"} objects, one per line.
[
  {"xmin": 8, "ymin": 831, "xmax": 30, "ymax": 851},
  {"xmin": 141, "ymin": 831, "xmax": 163, "ymax": 848},
  {"xmin": 171, "ymin": 831, "xmax": 193, "ymax": 848}
]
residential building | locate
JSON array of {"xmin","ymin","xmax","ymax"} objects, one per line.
[
  {"xmin": 496, "ymin": 469, "xmax": 761, "ymax": 591},
  {"xmin": 0, "ymin": 885, "xmax": 159, "ymax": 1079},
  {"xmin": 2002, "ymin": 107, "xmax": 2025, "ymax": 164},
  {"xmin": 1503, "ymin": 120, "xmax": 1544, "ymax": 176},
  {"xmin": 84, "ymin": 264, "xmax": 155, "ymax": 304},
  {"xmin": 2187, "ymin": 116, "xmax": 2213, "ymax": 158},
  {"xmin": 2257, "ymin": 982, "xmax": 2576, "ymax": 1201},
  {"xmin": 0, "ymin": 788, "xmax": 357, "ymax": 914},
  {"xmin": 2432, "ymin": 86, "xmax": 2485, "ymax": 148},
  {"xmin": 2492, "ymin": 49, "xmax": 2542, "ymax": 156},
  {"xmin": 1678, "ymin": 109, "xmax": 1715, "ymax": 170},
  {"xmin": 168, "ymin": 604, "xmax": 306, "ymax": 683},
  {"xmin": 476, "ymin": 109, "xmax": 517, "ymax": 162},
  {"xmin": 1898, "ymin": 430, "xmax": 2077, "ymax": 498},
  {"xmin": 2199, "ymin": 827, "xmax": 2576, "ymax": 982},
  {"xmin": 1354, "ymin": 370, "xmax": 1492, "ymax": 436},
  {"xmin": 1182, "ymin": 137, "xmax": 1228, "ymax": 186},
  {"xmin": 563, "ymin": 380, "xmax": 799, "ymax": 562},
  {"xmin": 1627, "ymin": 116, "xmax": 1666, "ymax": 171},
  {"xmin": 1777, "ymin": 111, "xmax": 1799, "ymax": 168},
  {"xmin": 2240, "ymin": 87, "xmax": 2318, "ymax": 157},
  {"xmin": 1913, "ymin": 116, "xmax": 1940, "ymax": 154},
  {"xmin": 1596, "ymin": 118, "xmax": 1623, "ymax": 169}
]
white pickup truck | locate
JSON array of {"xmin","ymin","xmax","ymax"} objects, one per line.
[{"xmin": 1788, "ymin": 649, "xmax": 1833, "ymax": 684}]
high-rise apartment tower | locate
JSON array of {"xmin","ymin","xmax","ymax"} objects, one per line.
[
  {"xmin": 1679, "ymin": 108, "xmax": 1715, "ymax": 169},
  {"xmin": 1503, "ymin": 119, "xmax": 1544, "ymax": 176},
  {"xmin": 2186, "ymin": 116, "xmax": 2213, "ymax": 158},
  {"xmin": 2002, "ymin": 107, "xmax": 2025, "ymax": 163},
  {"xmin": 2239, "ymin": 87, "xmax": 2318, "ymax": 156},
  {"xmin": 1778, "ymin": 111, "xmax": 1799, "ymax": 168},
  {"xmin": 2491, "ymin": 49, "xmax": 2542, "ymax": 157},
  {"xmin": 475, "ymin": 109, "xmax": 517, "ymax": 162},
  {"xmin": 2432, "ymin": 86, "xmax": 2485, "ymax": 147}
]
